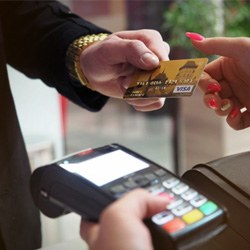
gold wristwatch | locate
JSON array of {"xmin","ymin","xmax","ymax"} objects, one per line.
[{"xmin": 66, "ymin": 33, "xmax": 109, "ymax": 90}]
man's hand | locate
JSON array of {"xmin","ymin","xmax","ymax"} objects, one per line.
[{"xmin": 80, "ymin": 29, "xmax": 170, "ymax": 112}]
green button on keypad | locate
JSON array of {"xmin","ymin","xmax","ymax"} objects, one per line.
[{"xmin": 199, "ymin": 201, "xmax": 218, "ymax": 215}]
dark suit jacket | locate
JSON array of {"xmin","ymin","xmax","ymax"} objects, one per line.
[{"xmin": 0, "ymin": 1, "xmax": 109, "ymax": 249}]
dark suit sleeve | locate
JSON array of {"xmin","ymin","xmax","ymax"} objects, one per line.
[{"xmin": 0, "ymin": 0, "xmax": 110, "ymax": 111}]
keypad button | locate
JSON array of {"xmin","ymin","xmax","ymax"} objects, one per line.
[
  {"xmin": 172, "ymin": 183, "xmax": 189, "ymax": 195},
  {"xmin": 144, "ymin": 173, "xmax": 157, "ymax": 181},
  {"xmin": 190, "ymin": 195, "xmax": 207, "ymax": 207},
  {"xmin": 167, "ymin": 198, "xmax": 183, "ymax": 210},
  {"xmin": 132, "ymin": 175, "xmax": 150, "ymax": 187},
  {"xmin": 163, "ymin": 177, "xmax": 180, "ymax": 189},
  {"xmin": 154, "ymin": 169, "xmax": 167, "ymax": 177},
  {"xmin": 162, "ymin": 218, "xmax": 186, "ymax": 233},
  {"xmin": 181, "ymin": 189, "xmax": 198, "ymax": 201},
  {"xmin": 123, "ymin": 181, "xmax": 138, "ymax": 189},
  {"xmin": 182, "ymin": 209, "xmax": 204, "ymax": 224},
  {"xmin": 199, "ymin": 201, "xmax": 218, "ymax": 215},
  {"xmin": 172, "ymin": 202, "xmax": 193, "ymax": 216},
  {"xmin": 147, "ymin": 184, "xmax": 165, "ymax": 195},
  {"xmin": 109, "ymin": 184, "xmax": 126, "ymax": 195},
  {"xmin": 152, "ymin": 210, "xmax": 174, "ymax": 225}
]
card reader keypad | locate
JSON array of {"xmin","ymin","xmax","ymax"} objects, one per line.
[
  {"xmin": 150, "ymin": 170, "xmax": 218, "ymax": 235},
  {"xmin": 108, "ymin": 168, "xmax": 219, "ymax": 235}
]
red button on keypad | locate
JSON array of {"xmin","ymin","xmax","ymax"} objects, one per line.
[{"xmin": 162, "ymin": 218, "xmax": 186, "ymax": 233}]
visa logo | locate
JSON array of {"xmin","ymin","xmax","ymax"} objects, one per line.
[{"xmin": 173, "ymin": 85, "xmax": 193, "ymax": 93}]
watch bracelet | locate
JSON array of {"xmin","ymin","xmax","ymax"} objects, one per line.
[{"xmin": 66, "ymin": 33, "xmax": 109, "ymax": 90}]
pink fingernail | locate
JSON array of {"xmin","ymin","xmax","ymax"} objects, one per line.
[
  {"xmin": 207, "ymin": 83, "xmax": 222, "ymax": 93},
  {"xmin": 229, "ymin": 107, "xmax": 239, "ymax": 119},
  {"xmin": 186, "ymin": 32, "xmax": 205, "ymax": 41},
  {"xmin": 207, "ymin": 98, "xmax": 218, "ymax": 110}
]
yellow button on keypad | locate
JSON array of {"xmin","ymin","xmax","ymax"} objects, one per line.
[{"xmin": 182, "ymin": 209, "xmax": 204, "ymax": 224}]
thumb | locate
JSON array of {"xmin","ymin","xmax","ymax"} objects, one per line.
[
  {"xmin": 120, "ymin": 39, "xmax": 160, "ymax": 69},
  {"xmin": 103, "ymin": 36, "xmax": 160, "ymax": 70},
  {"xmin": 120, "ymin": 189, "xmax": 170, "ymax": 219},
  {"xmin": 186, "ymin": 33, "xmax": 250, "ymax": 59}
]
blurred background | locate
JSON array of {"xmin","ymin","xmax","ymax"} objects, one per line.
[{"xmin": 9, "ymin": 0, "xmax": 250, "ymax": 249}]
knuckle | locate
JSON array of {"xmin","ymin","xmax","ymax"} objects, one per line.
[
  {"xmin": 96, "ymin": 35, "xmax": 120, "ymax": 60},
  {"xmin": 164, "ymin": 42, "xmax": 170, "ymax": 53},
  {"xmin": 97, "ymin": 41, "xmax": 112, "ymax": 58},
  {"xmin": 142, "ymin": 29, "xmax": 162, "ymax": 39},
  {"xmin": 126, "ymin": 40, "xmax": 145, "ymax": 52}
]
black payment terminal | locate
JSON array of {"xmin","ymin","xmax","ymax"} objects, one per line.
[{"xmin": 30, "ymin": 143, "xmax": 227, "ymax": 250}]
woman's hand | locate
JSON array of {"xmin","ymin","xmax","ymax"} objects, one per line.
[{"xmin": 187, "ymin": 32, "xmax": 250, "ymax": 130}]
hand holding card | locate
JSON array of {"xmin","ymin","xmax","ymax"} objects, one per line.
[{"xmin": 123, "ymin": 58, "xmax": 208, "ymax": 99}]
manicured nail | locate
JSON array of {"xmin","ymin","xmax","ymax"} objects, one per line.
[
  {"xmin": 186, "ymin": 32, "xmax": 205, "ymax": 41},
  {"xmin": 221, "ymin": 100, "xmax": 231, "ymax": 111},
  {"xmin": 207, "ymin": 98, "xmax": 218, "ymax": 110},
  {"xmin": 157, "ymin": 192, "xmax": 174, "ymax": 203},
  {"xmin": 141, "ymin": 52, "xmax": 159, "ymax": 66},
  {"xmin": 207, "ymin": 83, "xmax": 221, "ymax": 93},
  {"xmin": 229, "ymin": 107, "xmax": 239, "ymax": 119}
]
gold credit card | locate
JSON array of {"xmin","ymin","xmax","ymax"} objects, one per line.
[{"xmin": 123, "ymin": 58, "xmax": 208, "ymax": 99}]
